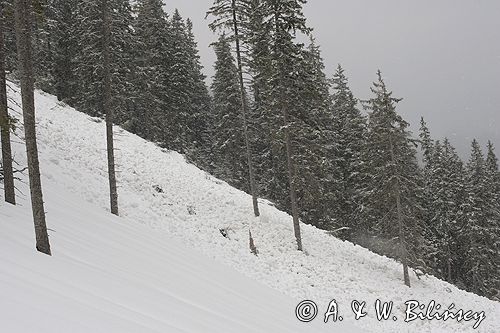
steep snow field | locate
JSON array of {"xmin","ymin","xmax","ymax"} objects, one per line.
[
  {"xmin": 0, "ymin": 87, "xmax": 361, "ymax": 333},
  {"xmin": 1, "ymin": 175, "xmax": 355, "ymax": 333},
  {"xmin": 1, "ymin": 83, "xmax": 499, "ymax": 332}
]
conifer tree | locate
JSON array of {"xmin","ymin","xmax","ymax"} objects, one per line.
[
  {"xmin": 426, "ymin": 139, "xmax": 466, "ymax": 282},
  {"xmin": 440, "ymin": 138, "xmax": 467, "ymax": 281},
  {"xmin": 207, "ymin": 0, "xmax": 261, "ymax": 217},
  {"xmin": 290, "ymin": 36, "xmax": 334, "ymax": 230},
  {"xmin": 329, "ymin": 64, "xmax": 367, "ymax": 238},
  {"xmin": 72, "ymin": 0, "xmax": 135, "ymax": 215},
  {"xmin": 31, "ymin": 0, "xmax": 55, "ymax": 92},
  {"xmin": 210, "ymin": 35, "xmax": 249, "ymax": 190},
  {"xmin": 103, "ymin": 0, "xmax": 136, "ymax": 126},
  {"xmin": 485, "ymin": 141, "xmax": 500, "ymax": 207},
  {"xmin": 14, "ymin": 0, "xmax": 51, "ymax": 254},
  {"xmin": 460, "ymin": 139, "xmax": 500, "ymax": 297},
  {"xmin": 73, "ymin": 0, "xmax": 135, "ymax": 122},
  {"xmin": 362, "ymin": 71, "xmax": 427, "ymax": 286},
  {"xmin": 167, "ymin": 9, "xmax": 192, "ymax": 152},
  {"xmin": 161, "ymin": 10, "xmax": 211, "ymax": 156},
  {"xmin": 265, "ymin": 0, "xmax": 311, "ymax": 251},
  {"xmin": 245, "ymin": 11, "xmax": 335, "ymax": 234},
  {"xmin": 419, "ymin": 117, "xmax": 434, "ymax": 167},
  {"xmin": 418, "ymin": 117, "xmax": 435, "ymax": 241},
  {"xmin": 484, "ymin": 141, "xmax": 500, "ymax": 295},
  {"xmin": 51, "ymin": 0, "xmax": 77, "ymax": 102},
  {"xmin": 184, "ymin": 18, "xmax": 213, "ymax": 169},
  {"xmin": 132, "ymin": 0, "xmax": 171, "ymax": 141},
  {"xmin": 245, "ymin": 0, "xmax": 279, "ymax": 212}
]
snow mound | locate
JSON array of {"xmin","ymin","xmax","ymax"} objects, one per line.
[{"xmin": 1, "ymin": 83, "xmax": 499, "ymax": 332}]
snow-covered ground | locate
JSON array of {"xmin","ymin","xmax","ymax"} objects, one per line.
[
  {"xmin": 1, "ymin": 173, "xmax": 359, "ymax": 333},
  {"xmin": 1, "ymin": 83, "xmax": 499, "ymax": 332}
]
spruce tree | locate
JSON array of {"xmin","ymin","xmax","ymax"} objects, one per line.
[
  {"xmin": 418, "ymin": 117, "xmax": 435, "ymax": 249},
  {"xmin": 290, "ymin": 36, "xmax": 334, "ymax": 230},
  {"xmin": 31, "ymin": 0, "xmax": 55, "ymax": 92},
  {"xmin": 440, "ymin": 138, "xmax": 467, "ymax": 282},
  {"xmin": 484, "ymin": 141, "xmax": 500, "ymax": 296},
  {"xmin": 246, "ymin": 0, "xmax": 275, "ymax": 203},
  {"xmin": 184, "ymin": 18, "xmax": 213, "ymax": 170},
  {"xmin": 329, "ymin": 64, "xmax": 367, "ymax": 238},
  {"xmin": 132, "ymin": 0, "xmax": 171, "ymax": 141},
  {"xmin": 72, "ymin": 0, "xmax": 135, "ymax": 215},
  {"xmin": 51, "ymin": 0, "xmax": 77, "ymax": 102},
  {"xmin": 485, "ymin": 141, "xmax": 500, "ymax": 207},
  {"xmin": 167, "ymin": 9, "xmax": 192, "ymax": 152},
  {"xmin": 460, "ymin": 139, "xmax": 500, "ymax": 297},
  {"xmin": 265, "ymin": 0, "xmax": 312, "ymax": 251},
  {"xmin": 210, "ymin": 35, "xmax": 249, "ymax": 190},
  {"xmin": 72, "ymin": 0, "xmax": 100, "ymax": 115},
  {"xmin": 103, "ymin": 0, "xmax": 136, "ymax": 126},
  {"xmin": 207, "ymin": 0, "xmax": 261, "ymax": 217},
  {"xmin": 419, "ymin": 117, "xmax": 434, "ymax": 167},
  {"xmin": 426, "ymin": 139, "xmax": 466, "ymax": 282},
  {"xmin": 362, "ymin": 71, "xmax": 427, "ymax": 286},
  {"xmin": 73, "ymin": 0, "xmax": 135, "ymax": 122}
]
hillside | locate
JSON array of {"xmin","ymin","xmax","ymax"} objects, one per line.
[
  {"xmin": 1, "ymin": 169, "xmax": 355, "ymax": 333},
  {"xmin": 1, "ymin": 83, "xmax": 499, "ymax": 332}
]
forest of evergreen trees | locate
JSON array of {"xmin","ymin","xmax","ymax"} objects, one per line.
[{"xmin": 1, "ymin": 0, "xmax": 498, "ymax": 300}]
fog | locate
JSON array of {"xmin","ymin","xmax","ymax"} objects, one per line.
[{"xmin": 164, "ymin": 0, "xmax": 500, "ymax": 158}]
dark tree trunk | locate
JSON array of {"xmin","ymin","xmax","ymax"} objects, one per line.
[
  {"xmin": 231, "ymin": 0, "xmax": 260, "ymax": 218},
  {"xmin": 395, "ymin": 179, "xmax": 410, "ymax": 287},
  {"xmin": 230, "ymin": 0, "xmax": 259, "ymax": 255},
  {"xmin": 0, "ymin": 5, "xmax": 16, "ymax": 205},
  {"xmin": 273, "ymin": 9, "xmax": 302, "ymax": 252},
  {"xmin": 14, "ymin": 0, "xmax": 51, "ymax": 255},
  {"xmin": 283, "ymin": 107, "xmax": 302, "ymax": 251},
  {"xmin": 103, "ymin": 0, "xmax": 118, "ymax": 216},
  {"xmin": 389, "ymin": 135, "xmax": 410, "ymax": 287}
]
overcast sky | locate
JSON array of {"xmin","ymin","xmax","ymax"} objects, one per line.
[{"xmin": 164, "ymin": 0, "xmax": 500, "ymax": 158}]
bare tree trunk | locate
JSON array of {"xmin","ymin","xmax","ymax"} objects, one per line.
[
  {"xmin": 283, "ymin": 107, "xmax": 302, "ymax": 251},
  {"xmin": 231, "ymin": 0, "xmax": 259, "ymax": 218},
  {"xmin": 446, "ymin": 244, "xmax": 452, "ymax": 282},
  {"xmin": 389, "ymin": 135, "xmax": 410, "ymax": 287},
  {"xmin": 103, "ymin": 0, "xmax": 118, "ymax": 216},
  {"xmin": 395, "ymin": 179, "xmax": 410, "ymax": 287},
  {"xmin": 273, "ymin": 9, "xmax": 302, "ymax": 252},
  {"xmin": 0, "ymin": 6, "xmax": 16, "ymax": 205},
  {"xmin": 14, "ymin": 0, "xmax": 51, "ymax": 255},
  {"xmin": 231, "ymin": 0, "xmax": 259, "ymax": 255}
]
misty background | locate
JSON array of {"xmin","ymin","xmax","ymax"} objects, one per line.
[{"xmin": 164, "ymin": 0, "xmax": 500, "ymax": 157}]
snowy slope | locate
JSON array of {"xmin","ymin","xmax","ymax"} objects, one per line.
[
  {"xmin": 0, "ymin": 88, "xmax": 362, "ymax": 333},
  {"xmin": 1, "ymin": 179, "xmax": 360, "ymax": 333},
  {"xmin": 1, "ymin": 82, "xmax": 499, "ymax": 332}
]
